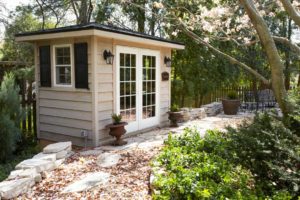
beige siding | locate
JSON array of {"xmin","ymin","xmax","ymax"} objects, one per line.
[{"xmin": 36, "ymin": 37, "xmax": 94, "ymax": 146}]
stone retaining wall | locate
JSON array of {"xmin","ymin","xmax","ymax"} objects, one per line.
[
  {"xmin": 180, "ymin": 102, "xmax": 223, "ymax": 122},
  {"xmin": 0, "ymin": 142, "xmax": 73, "ymax": 199}
]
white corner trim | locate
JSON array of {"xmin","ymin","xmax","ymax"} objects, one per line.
[{"xmin": 91, "ymin": 36, "xmax": 99, "ymax": 147}]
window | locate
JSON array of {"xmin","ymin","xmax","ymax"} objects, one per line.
[{"xmin": 54, "ymin": 45, "xmax": 72, "ymax": 86}]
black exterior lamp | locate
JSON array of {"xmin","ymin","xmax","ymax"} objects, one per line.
[
  {"xmin": 103, "ymin": 50, "xmax": 114, "ymax": 65},
  {"xmin": 164, "ymin": 56, "xmax": 171, "ymax": 67}
]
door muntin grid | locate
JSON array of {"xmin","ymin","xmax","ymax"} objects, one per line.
[
  {"xmin": 119, "ymin": 53, "xmax": 136, "ymax": 122},
  {"xmin": 142, "ymin": 55, "xmax": 156, "ymax": 119}
]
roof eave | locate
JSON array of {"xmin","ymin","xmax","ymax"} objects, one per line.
[{"xmin": 15, "ymin": 29, "xmax": 185, "ymax": 50}]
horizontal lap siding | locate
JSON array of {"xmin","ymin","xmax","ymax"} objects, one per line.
[
  {"xmin": 36, "ymin": 37, "xmax": 93, "ymax": 146},
  {"xmin": 38, "ymin": 89, "xmax": 93, "ymax": 141},
  {"xmin": 40, "ymin": 131, "xmax": 93, "ymax": 147}
]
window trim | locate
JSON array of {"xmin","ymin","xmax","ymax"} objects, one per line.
[{"xmin": 53, "ymin": 44, "xmax": 73, "ymax": 87}]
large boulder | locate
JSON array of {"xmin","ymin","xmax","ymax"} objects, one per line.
[
  {"xmin": 15, "ymin": 158, "xmax": 55, "ymax": 173},
  {"xmin": 0, "ymin": 178, "xmax": 34, "ymax": 199},
  {"xmin": 43, "ymin": 142, "xmax": 72, "ymax": 154}
]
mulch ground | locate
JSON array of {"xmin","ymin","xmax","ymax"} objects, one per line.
[{"xmin": 20, "ymin": 147, "xmax": 161, "ymax": 200}]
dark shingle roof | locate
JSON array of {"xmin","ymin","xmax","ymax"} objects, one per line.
[{"xmin": 15, "ymin": 23, "xmax": 184, "ymax": 46}]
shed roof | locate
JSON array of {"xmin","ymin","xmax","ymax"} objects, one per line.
[{"xmin": 15, "ymin": 23, "xmax": 185, "ymax": 49}]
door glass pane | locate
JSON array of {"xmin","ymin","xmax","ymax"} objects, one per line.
[
  {"xmin": 120, "ymin": 53, "xmax": 136, "ymax": 122},
  {"xmin": 142, "ymin": 55, "xmax": 156, "ymax": 119}
]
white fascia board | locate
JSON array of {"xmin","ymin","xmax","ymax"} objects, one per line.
[
  {"xmin": 94, "ymin": 30, "xmax": 185, "ymax": 49},
  {"xmin": 15, "ymin": 30, "xmax": 96, "ymax": 42},
  {"xmin": 15, "ymin": 29, "xmax": 185, "ymax": 50}
]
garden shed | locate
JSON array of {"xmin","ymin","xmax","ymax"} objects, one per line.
[{"xmin": 15, "ymin": 23, "xmax": 185, "ymax": 147}]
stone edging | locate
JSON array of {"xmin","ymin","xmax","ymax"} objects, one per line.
[{"xmin": 0, "ymin": 142, "xmax": 73, "ymax": 199}]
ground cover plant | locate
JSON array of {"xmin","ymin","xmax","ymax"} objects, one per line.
[{"xmin": 152, "ymin": 111, "xmax": 300, "ymax": 199}]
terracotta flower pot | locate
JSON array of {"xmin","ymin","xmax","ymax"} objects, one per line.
[
  {"xmin": 106, "ymin": 122, "xmax": 128, "ymax": 146},
  {"xmin": 168, "ymin": 111, "xmax": 184, "ymax": 127},
  {"xmin": 222, "ymin": 99, "xmax": 240, "ymax": 115}
]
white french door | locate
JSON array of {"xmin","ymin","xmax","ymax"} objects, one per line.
[{"xmin": 116, "ymin": 46, "xmax": 160, "ymax": 133}]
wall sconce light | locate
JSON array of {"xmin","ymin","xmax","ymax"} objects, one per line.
[
  {"xmin": 103, "ymin": 50, "xmax": 114, "ymax": 65},
  {"xmin": 164, "ymin": 56, "xmax": 171, "ymax": 67}
]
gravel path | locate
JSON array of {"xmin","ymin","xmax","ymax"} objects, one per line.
[{"xmin": 20, "ymin": 113, "xmax": 253, "ymax": 200}]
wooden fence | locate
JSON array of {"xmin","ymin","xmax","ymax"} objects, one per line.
[
  {"xmin": 0, "ymin": 63, "xmax": 36, "ymax": 139},
  {"xmin": 18, "ymin": 78, "xmax": 36, "ymax": 139}
]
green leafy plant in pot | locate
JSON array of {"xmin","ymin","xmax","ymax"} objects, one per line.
[
  {"xmin": 106, "ymin": 113, "xmax": 128, "ymax": 145},
  {"xmin": 168, "ymin": 104, "xmax": 184, "ymax": 127},
  {"xmin": 222, "ymin": 91, "xmax": 240, "ymax": 115}
]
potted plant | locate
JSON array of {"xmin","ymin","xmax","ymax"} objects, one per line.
[
  {"xmin": 168, "ymin": 104, "xmax": 184, "ymax": 127},
  {"xmin": 222, "ymin": 91, "xmax": 240, "ymax": 115},
  {"xmin": 106, "ymin": 113, "xmax": 128, "ymax": 145}
]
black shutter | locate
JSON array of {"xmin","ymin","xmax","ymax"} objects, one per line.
[
  {"xmin": 39, "ymin": 46, "xmax": 51, "ymax": 87},
  {"xmin": 74, "ymin": 43, "xmax": 88, "ymax": 89}
]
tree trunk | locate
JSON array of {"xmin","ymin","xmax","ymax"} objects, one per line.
[
  {"xmin": 280, "ymin": 0, "xmax": 300, "ymax": 27},
  {"xmin": 150, "ymin": 6, "xmax": 157, "ymax": 36},
  {"xmin": 137, "ymin": 9, "xmax": 146, "ymax": 33},
  {"xmin": 36, "ymin": 0, "xmax": 45, "ymax": 30},
  {"xmin": 284, "ymin": 15, "xmax": 292, "ymax": 90},
  {"xmin": 240, "ymin": 0, "xmax": 291, "ymax": 115}
]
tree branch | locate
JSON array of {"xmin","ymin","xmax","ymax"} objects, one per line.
[
  {"xmin": 279, "ymin": 0, "xmax": 300, "ymax": 27},
  {"xmin": 273, "ymin": 36, "xmax": 300, "ymax": 55},
  {"xmin": 181, "ymin": 25, "xmax": 270, "ymax": 86}
]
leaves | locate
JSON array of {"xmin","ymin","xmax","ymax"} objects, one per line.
[{"xmin": 21, "ymin": 148, "xmax": 160, "ymax": 199}]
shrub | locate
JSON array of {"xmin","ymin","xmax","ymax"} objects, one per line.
[
  {"xmin": 227, "ymin": 91, "xmax": 238, "ymax": 100},
  {"xmin": 152, "ymin": 129, "xmax": 259, "ymax": 199},
  {"xmin": 0, "ymin": 145, "xmax": 39, "ymax": 181},
  {"xmin": 170, "ymin": 104, "xmax": 180, "ymax": 112},
  {"xmin": 226, "ymin": 112, "xmax": 300, "ymax": 197},
  {"xmin": 152, "ymin": 124, "xmax": 297, "ymax": 199},
  {"xmin": 111, "ymin": 113, "xmax": 122, "ymax": 124},
  {"xmin": 286, "ymin": 87, "xmax": 300, "ymax": 135},
  {"xmin": 0, "ymin": 73, "xmax": 23, "ymax": 162}
]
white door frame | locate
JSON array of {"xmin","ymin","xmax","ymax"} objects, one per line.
[{"xmin": 115, "ymin": 45, "xmax": 160, "ymax": 133}]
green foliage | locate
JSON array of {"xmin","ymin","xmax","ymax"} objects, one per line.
[
  {"xmin": 14, "ymin": 67, "xmax": 35, "ymax": 82},
  {"xmin": 152, "ymin": 129, "xmax": 259, "ymax": 199},
  {"xmin": 0, "ymin": 145, "xmax": 39, "ymax": 181},
  {"xmin": 227, "ymin": 91, "xmax": 238, "ymax": 99},
  {"xmin": 286, "ymin": 87, "xmax": 300, "ymax": 134},
  {"xmin": 227, "ymin": 112, "xmax": 300, "ymax": 197},
  {"xmin": 1, "ymin": 6, "xmax": 42, "ymax": 62},
  {"xmin": 170, "ymin": 31, "xmax": 242, "ymax": 107},
  {"xmin": 170, "ymin": 104, "xmax": 180, "ymax": 112},
  {"xmin": 111, "ymin": 113, "xmax": 122, "ymax": 124},
  {"xmin": 152, "ymin": 112, "xmax": 299, "ymax": 199},
  {"xmin": 94, "ymin": 0, "xmax": 116, "ymax": 24},
  {"xmin": 0, "ymin": 73, "xmax": 23, "ymax": 162}
]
